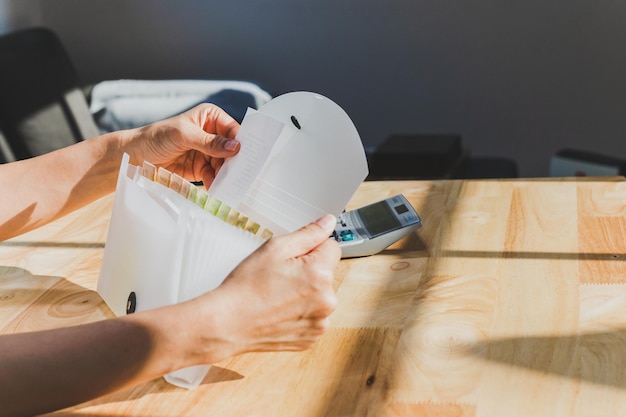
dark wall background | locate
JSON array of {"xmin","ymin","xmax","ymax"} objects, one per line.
[{"xmin": 6, "ymin": 0, "xmax": 626, "ymax": 177}]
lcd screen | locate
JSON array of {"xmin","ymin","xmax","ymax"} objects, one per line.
[
  {"xmin": 394, "ymin": 204, "xmax": 409, "ymax": 215},
  {"xmin": 357, "ymin": 201, "xmax": 401, "ymax": 237}
]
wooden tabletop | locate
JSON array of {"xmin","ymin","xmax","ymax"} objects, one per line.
[{"xmin": 3, "ymin": 177, "xmax": 626, "ymax": 417}]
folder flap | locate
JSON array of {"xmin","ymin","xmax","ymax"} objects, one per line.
[{"xmin": 209, "ymin": 92, "xmax": 368, "ymax": 235}]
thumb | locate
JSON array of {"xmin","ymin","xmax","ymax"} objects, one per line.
[
  {"xmin": 190, "ymin": 131, "xmax": 240, "ymax": 158},
  {"xmin": 274, "ymin": 214, "xmax": 337, "ymax": 258}
]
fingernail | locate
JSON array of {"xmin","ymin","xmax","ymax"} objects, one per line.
[
  {"xmin": 316, "ymin": 214, "xmax": 336, "ymax": 230},
  {"xmin": 223, "ymin": 139, "xmax": 239, "ymax": 151}
]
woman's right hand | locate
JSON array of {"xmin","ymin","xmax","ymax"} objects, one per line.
[{"xmin": 185, "ymin": 214, "xmax": 341, "ymax": 365}]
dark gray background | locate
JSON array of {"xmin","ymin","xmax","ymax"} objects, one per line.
[{"xmin": 2, "ymin": 0, "xmax": 626, "ymax": 177}]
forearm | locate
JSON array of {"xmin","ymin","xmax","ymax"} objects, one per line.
[
  {"xmin": 0, "ymin": 104, "xmax": 242, "ymax": 242},
  {"xmin": 0, "ymin": 210, "xmax": 340, "ymax": 416},
  {"xmin": 0, "ymin": 302, "xmax": 211, "ymax": 417},
  {"xmin": 0, "ymin": 130, "xmax": 131, "ymax": 241}
]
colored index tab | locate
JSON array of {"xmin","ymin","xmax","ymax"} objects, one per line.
[
  {"xmin": 169, "ymin": 173, "xmax": 184, "ymax": 195},
  {"xmin": 142, "ymin": 161, "xmax": 156, "ymax": 181},
  {"xmin": 157, "ymin": 167, "xmax": 172, "ymax": 187}
]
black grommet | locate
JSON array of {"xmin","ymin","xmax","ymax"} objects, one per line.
[
  {"xmin": 290, "ymin": 115, "xmax": 301, "ymax": 130},
  {"xmin": 126, "ymin": 291, "xmax": 137, "ymax": 314}
]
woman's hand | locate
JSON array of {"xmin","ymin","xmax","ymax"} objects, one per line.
[
  {"xmin": 183, "ymin": 214, "xmax": 341, "ymax": 364},
  {"xmin": 123, "ymin": 103, "xmax": 241, "ymax": 187}
]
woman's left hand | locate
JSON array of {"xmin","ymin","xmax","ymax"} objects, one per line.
[{"xmin": 124, "ymin": 103, "xmax": 241, "ymax": 187}]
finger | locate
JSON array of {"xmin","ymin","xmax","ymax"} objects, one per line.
[
  {"xmin": 199, "ymin": 166, "xmax": 216, "ymax": 188},
  {"xmin": 198, "ymin": 103, "xmax": 241, "ymax": 138},
  {"xmin": 191, "ymin": 132, "xmax": 240, "ymax": 158},
  {"xmin": 211, "ymin": 157, "xmax": 224, "ymax": 174},
  {"xmin": 306, "ymin": 233, "xmax": 341, "ymax": 262},
  {"xmin": 309, "ymin": 316, "xmax": 332, "ymax": 333},
  {"xmin": 302, "ymin": 288, "xmax": 338, "ymax": 320},
  {"xmin": 272, "ymin": 214, "xmax": 337, "ymax": 258},
  {"xmin": 194, "ymin": 156, "xmax": 218, "ymax": 187}
]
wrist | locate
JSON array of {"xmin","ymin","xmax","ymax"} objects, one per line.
[
  {"xmin": 126, "ymin": 294, "xmax": 237, "ymax": 375},
  {"xmin": 182, "ymin": 292, "xmax": 242, "ymax": 365}
]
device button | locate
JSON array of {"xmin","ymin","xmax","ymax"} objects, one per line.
[
  {"xmin": 340, "ymin": 230, "xmax": 355, "ymax": 241},
  {"xmin": 405, "ymin": 215, "xmax": 417, "ymax": 223}
]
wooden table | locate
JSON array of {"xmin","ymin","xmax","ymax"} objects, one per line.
[{"xmin": 3, "ymin": 177, "xmax": 626, "ymax": 417}]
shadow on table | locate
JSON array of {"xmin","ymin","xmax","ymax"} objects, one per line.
[
  {"xmin": 312, "ymin": 177, "xmax": 626, "ymax": 415},
  {"xmin": 468, "ymin": 329, "xmax": 626, "ymax": 388},
  {"xmin": 51, "ymin": 366, "xmax": 243, "ymax": 417},
  {"xmin": 440, "ymin": 249, "xmax": 626, "ymax": 261},
  {"xmin": 0, "ymin": 267, "xmax": 110, "ymax": 319},
  {"xmin": 1, "ymin": 240, "xmax": 105, "ymax": 248},
  {"xmin": 301, "ymin": 181, "xmax": 453, "ymax": 416},
  {"xmin": 1, "ymin": 266, "xmax": 247, "ymax": 415}
]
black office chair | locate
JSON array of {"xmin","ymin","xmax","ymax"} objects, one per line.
[{"xmin": 0, "ymin": 27, "xmax": 99, "ymax": 162}]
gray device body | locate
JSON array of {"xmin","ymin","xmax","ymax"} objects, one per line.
[{"xmin": 333, "ymin": 194, "xmax": 422, "ymax": 258}]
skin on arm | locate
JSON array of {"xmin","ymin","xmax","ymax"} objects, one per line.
[
  {"xmin": 0, "ymin": 102, "xmax": 341, "ymax": 415},
  {"xmin": 0, "ymin": 214, "xmax": 340, "ymax": 417},
  {"xmin": 0, "ymin": 103, "xmax": 240, "ymax": 241}
]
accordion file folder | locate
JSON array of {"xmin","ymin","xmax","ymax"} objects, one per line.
[{"xmin": 97, "ymin": 92, "xmax": 369, "ymax": 388}]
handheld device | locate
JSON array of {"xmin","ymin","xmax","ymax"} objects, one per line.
[{"xmin": 333, "ymin": 194, "xmax": 422, "ymax": 258}]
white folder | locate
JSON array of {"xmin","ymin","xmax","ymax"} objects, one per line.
[{"xmin": 97, "ymin": 92, "xmax": 368, "ymax": 388}]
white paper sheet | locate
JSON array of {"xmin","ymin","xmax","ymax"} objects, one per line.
[
  {"xmin": 208, "ymin": 109, "xmax": 284, "ymax": 210},
  {"xmin": 209, "ymin": 92, "xmax": 368, "ymax": 235}
]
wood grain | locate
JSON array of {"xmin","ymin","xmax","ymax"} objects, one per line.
[{"xmin": 2, "ymin": 177, "xmax": 626, "ymax": 416}]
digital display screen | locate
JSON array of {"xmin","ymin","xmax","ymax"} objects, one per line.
[
  {"xmin": 394, "ymin": 204, "xmax": 409, "ymax": 215},
  {"xmin": 357, "ymin": 201, "xmax": 401, "ymax": 237}
]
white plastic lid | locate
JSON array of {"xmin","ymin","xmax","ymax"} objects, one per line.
[{"xmin": 209, "ymin": 91, "xmax": 369, "ymax": 235}]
